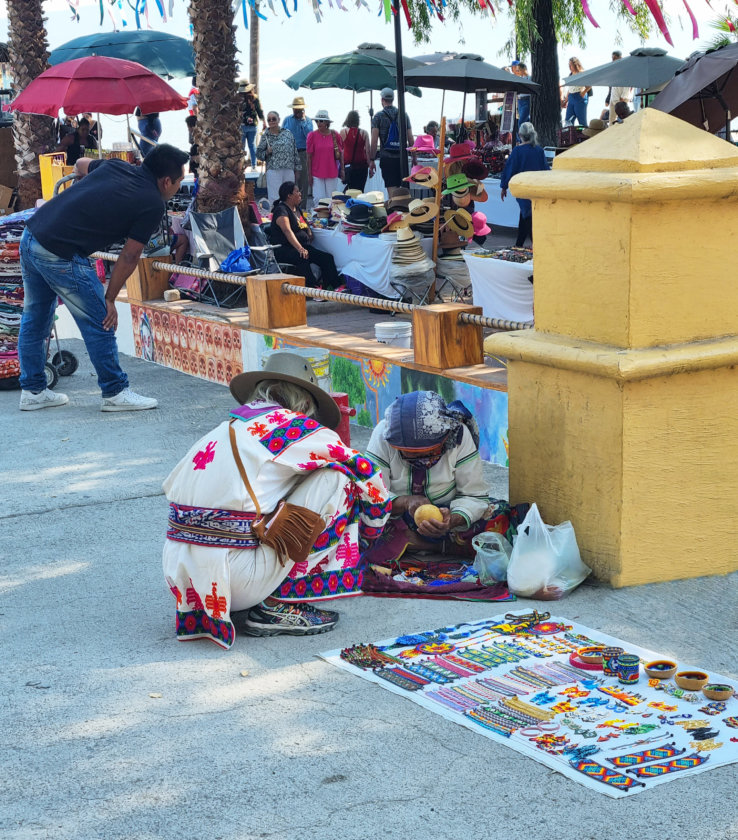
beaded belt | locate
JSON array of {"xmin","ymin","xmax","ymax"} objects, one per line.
[{"xmin": 166, "ymin": 502, "xmax": 261, "ymax": 549}]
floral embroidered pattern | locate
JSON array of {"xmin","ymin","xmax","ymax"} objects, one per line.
[
  {"xmin": 175, "ymin": 609, "xmax": 235, "ymax": 649},
  {"xmin": 277, "ymin": 567, "xmax": 364, "ymax": 601},
  {"xmin": 258, "ymin": 416, "xmax": 321, "ymax": 455}
]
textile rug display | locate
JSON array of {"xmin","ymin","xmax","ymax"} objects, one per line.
[{"xmin": 320, "ymin": 610, "xmax": 738, "ymax": 798}]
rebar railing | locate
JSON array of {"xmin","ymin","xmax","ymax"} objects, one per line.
[
  {"xmin": 92, "ymin": 252, "xmax": 530, "ymax": 331},
  {"xmin": 280, "ymin": 283, "xmax": 415, "ymax": 315},
  {"xmin": 458, "ymin": 311, "xmax": 533, "ymax": 331}
]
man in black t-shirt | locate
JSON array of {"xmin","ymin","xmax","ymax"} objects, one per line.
[
  {"xmin": 18, "ymin": 144, "xmax": 189, "ymax": 413},
  {"xmin": 369, "ymin": 88, "xmax": 415, "ymax": 190}
]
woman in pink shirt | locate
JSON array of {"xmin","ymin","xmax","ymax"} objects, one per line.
[{"xmin": 306, "ymin": 109, "xmax": 344, "ymax": 202}]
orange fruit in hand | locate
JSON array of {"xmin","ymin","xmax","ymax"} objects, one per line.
[{"xmin": 414, "ymin": 504, "xmax": 443, "ymax": 526}]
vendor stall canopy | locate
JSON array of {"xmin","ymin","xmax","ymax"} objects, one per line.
[{"xmin": 64, "ymin": 0, "xmax": 713, "ymax": 47}]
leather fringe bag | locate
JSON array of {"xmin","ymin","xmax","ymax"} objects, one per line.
[{"xmin": 229, "ymin": 421, "xmax": 325, "ymax": 567}]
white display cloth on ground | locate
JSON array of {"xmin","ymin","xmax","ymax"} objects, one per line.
[
  {"xmin": 462, "ymin": 252, "xmax": 534, "ymax": 323},
  {"xmin": 312, "ymin": 227, "xmax": 433, "ymax": 298},
  {"xmin": 475, "ymin": 178, "xmax": 521, "ymax": 228},
  {"xmin": 320, "ymin": 611, "xmax": 738, "ymax": 798}
]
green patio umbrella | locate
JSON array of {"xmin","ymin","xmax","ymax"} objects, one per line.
[
  {"xmin": 49, "ymin": 30, "xmax": 195, "ymax": 80},
  {"xmin": 284, "ymin": 48, "xmax": 422, "ymax": 97}
]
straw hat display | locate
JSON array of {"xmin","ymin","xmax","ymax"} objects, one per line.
[
  {"xmin": 382, "ymin": 211, "xmax": 409, "ymax": 233},
  {"xmin": 387, "ymin": 188, "xmax": 412, "ymax": 212},
  {"xmin": 409, "ymin": 135, "xmax": 438, "ymax": 155},
  {"xmin": 452, "ymin": 191, "xmax": 472, "ymax": 208},
  {"xmin": 393, "ymin": 227, "xmax": 427, "ymax": 265},
  {"xmin": 442, "ymin": 172, "xmax": 475, "ymax": 196},
  {"xmin": 443, "ymin": 208, "xmax": 474, "ymax": 239},
  {"xmin": 406, "ymin": 198, "xmax": 438, "ymax": 226},
  {"xmin": 470, "ymin": 179, "xmax": 488, "ymax": 203},
  {"xmin": 444, "ymin": 142, "xmax": 475, "ymax": 165},
  {"xmin": 314, "ymin": 197, "xmax": 332, "ymax": 218},
  {"xmin": 357, "ymin": 190, "xmax": 385, "ymax": 206},
  {"xmin": 403, "ymin": 164, "xmax": 439, "ymax": 189}
]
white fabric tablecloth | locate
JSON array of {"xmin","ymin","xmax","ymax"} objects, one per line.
[
  {"xmin": 474, "ymin": 178, "xmax": 521, "ymax": 228},
  {"xmin": 312, "ymin": 227, "xmax": 432, "ymax": 298},
  {"xmin": 462, "ymin": 252, "xmax": 534, "ymax": 323}
]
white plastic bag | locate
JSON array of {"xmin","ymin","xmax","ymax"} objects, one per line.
[
  {"xmin": 506, "ymin": 503, "xmax": 590, "ymax": 600},
  {"xmin": 472, "ymin": 532, "xmax": 513, "ymax": 584}
]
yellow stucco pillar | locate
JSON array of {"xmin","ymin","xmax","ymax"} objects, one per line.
[{"xmin": 484, "ymin": 109, "xmax": 738, "ymax": 587}]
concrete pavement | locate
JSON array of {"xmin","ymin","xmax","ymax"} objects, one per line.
[{"xmin": 1, "ymin": 340, "xmax": 736, "ymax": 840}]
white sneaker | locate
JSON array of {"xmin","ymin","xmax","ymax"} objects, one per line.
[
  {"xmin": 19, "ymin": 389, "xmax": 69, "ymax": 411},
  {"xmin": 101, "ymin": 387, "xmax": 158, "ymax": 412}
]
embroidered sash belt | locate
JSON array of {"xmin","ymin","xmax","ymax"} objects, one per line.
[{"xmin": 167, "ymin": 502, "xmax": 261, "ymax": 549}]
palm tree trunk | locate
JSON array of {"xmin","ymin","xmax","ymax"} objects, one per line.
[
  {"xmin": 529, "ymin": 0, "xmax": 562, "ymax": 148},
  {"xmin": 188, "ymin": 0, "xmax": 245, "ymax": 214},
  {"xmin": 6, "ymin": 0, "xmax": 56, "ymax": 209},
  {"xmin": 249, "ymin": 3, "xmax": 260, "ymax": 94}
]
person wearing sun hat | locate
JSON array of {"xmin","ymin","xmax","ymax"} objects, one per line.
[
  {"xmin": 283, "ymin": 96, "xmax": 314, "ymax": 202},
  {"xmin": 500, "ymin": 121, "xmax": 549, "ymax": 247},
  {"xmin": 162, "ymin": 351, "xmax": 392, "ymax": 647},
  {"xmin": 582, "ymin": 118, "xmax": 606, "ymax": 138},
  {"xmin": 364, "ymin": 391, "xmax": 526, "ymax": 565},
  {"xmin": 238, "ymin": 79, "xmax": 266, "ymax": 170},
  {"xmin": 306, "ymin": 109, "xmax": 345, "ymax": 202}
]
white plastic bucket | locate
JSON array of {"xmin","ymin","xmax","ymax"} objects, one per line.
[{"xmin": 374, "ymin": 321, "xmax": 412, "ymax": 348}]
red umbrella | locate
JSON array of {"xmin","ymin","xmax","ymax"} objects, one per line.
[{"xmin": 11, "ymin": 55, "xmax": 187, "ymax": 117}]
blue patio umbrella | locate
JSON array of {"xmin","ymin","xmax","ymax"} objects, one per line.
[{"xmin": 49, "ymin": 30, "xmax": 195, "ymax": 80}]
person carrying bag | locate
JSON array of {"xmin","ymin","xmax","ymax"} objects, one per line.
[{"xmin": 340, "ymin": 110, "xmax": 370, "ymax": 192}]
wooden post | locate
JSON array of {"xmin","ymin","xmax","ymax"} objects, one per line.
[
  {"xmin": 126, "ymin": 255, "xmax": 172, "ymax": 302},
  {"xmin": 413, "ymin": 303, "xmax": 483, "ymax": 370},
  {"xmin": 430, "ymin": 116, "xmax": 446, "ymax": 266},
  {"xmin": 246, "ymin": 274, "xmax": 307, "ymax": 329}
]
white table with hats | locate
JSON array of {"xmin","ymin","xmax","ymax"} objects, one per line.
[
  {"xmin": 462, "ymin": 251, "xmax": 534, "ymax": 324},
  {"xmin": 311, "ymin": 227, "xmax": 433, "ymax": 298}
]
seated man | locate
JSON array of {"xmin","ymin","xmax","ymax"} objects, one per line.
[
  {"xmin": 162, "ymin": 352, "xmax": 391, "ymax": 649},
  {"xmin": 364, "ymin": 391, "xmax": 526, "ymax": 564}
]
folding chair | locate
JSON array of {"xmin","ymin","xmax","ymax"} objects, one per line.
[
  {"xmin": 435, "ymin": 258, "xmax": 473, "ymax": 302},
  {"xmin": 187, "ymin": 206, "xmax": 252, "ymax": 307},
  {"xmin": 389, "ymin": 271, "xmax": 440, "ymax": 306}
]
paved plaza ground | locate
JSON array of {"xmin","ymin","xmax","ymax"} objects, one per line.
[{"xmin": 2, "ymin": 343, "xmax": 736, "ymax": 840}]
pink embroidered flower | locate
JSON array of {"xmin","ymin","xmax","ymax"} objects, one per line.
[
  {"xmin": 328, "ymin": 573, "xmax": 339, "ymax": 592},
  {"xmin": 184, "ymin": 614, "xmax": 197, "ymax": 631},
  {"xmin": 202, "ymin": 614, "xmax": 211, "ymax": 631},
  {"xmin": 355, "ymin": 457, "xmax": 373, "ymax": 476},
  {"xmin": 294, "ymin": 579, "xmax": 308, "ymax": 597},
  {"xmin": 311, "ymin": 577, "xmax": 325, "ymax": 595},
  {"xmin": 286, "ymin": 427, "xmax": 301, "ymax": 439},
  {"xmin": 268, "ymin": 438, "xmax": 284, "ymax": 452},
  {"xmin": 297, "ymin": 461, "xmax": 320, "ymax": 470},
  {"xmin": 192, "ymin": 440, "xmax": 217, "ymax": 470},
  {"xmin": 335, "ymin": 518, "xmax": 347, "ymax": 536},
  {"xmin": 314, "ymin": 532, "xmax": 330, "ymax": 549},
  {"xmin": 266, "ymin": 410, "xmax": 287, "ymax": 424},
  {"xmin": 342, "ymin": 571, "xmax": 355, "ymax": 590},
  {"xmin": 304, "ymin": 419, "xmax": 319, "ymax": 429},
  {"xmin": 279, "ymin": 582, "xmax": 292, "ymax": 598}
]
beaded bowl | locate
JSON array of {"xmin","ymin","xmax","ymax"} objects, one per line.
[
  {"xmin": 644, "ymin": 660, "xmax": 677, "ymax": 680},
  {"xmin": 674, "ymin": 670, "xmax": 709, "ymax": 691},
  {"xmin": 702, "ymin": 683, "xmax": 733, "ymax": 701},
  {"xmin": 577, "ymin": 646, "xmax": 606, "ymax": 664}
]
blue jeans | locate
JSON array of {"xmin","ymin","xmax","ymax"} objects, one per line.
[
  {"xmin": 241, "ymin": 124, "xmax": 257, "ymax": 165},
  {"xmin": 565, "ymin": 92, "xmax": 588, "ymax": 126},
  {"xmin": 18, "ymin": 229, "xmax": 128, "ymax": 397}
]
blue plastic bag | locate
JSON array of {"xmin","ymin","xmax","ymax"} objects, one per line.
[{"xmin": 220, "ymin": 246, "xmax": 251, "ymax": 273}]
